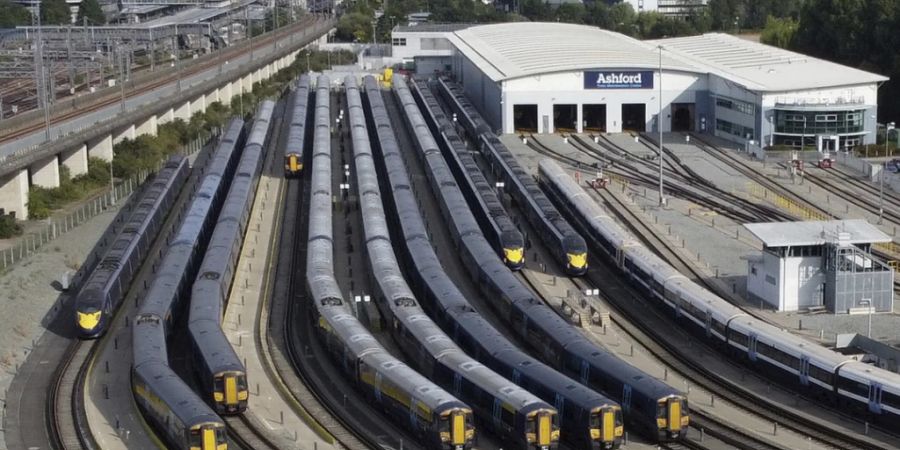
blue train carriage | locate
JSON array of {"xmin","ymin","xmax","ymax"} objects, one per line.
[
  {"xmin": 132, "ymin": 361, "xmax": 227, "ymax": 450},
  {"xmin": 75, "ymin": 156, "xmax": 188, "ymax": 337},
  {"xmin": 284, "ymin": 76, "xmax": 311, "ymax": 178},
  {"xmin": 480, "ymin": 135, "xmax": 588, "ymax": 275},
  {"xmin": 385, "ymin": 76, "xmax": 623, "ymax": 449},
  {"xmin": 429, "ymin": 353, "xmax": 559, "ymax": 450},
  {"xmin": 562, "ymin": 340, "xmax": 689, "ymax": 441},
  {"xmin": 359, "ymin": 351, "xmax": 476, "ymax": 450},
  {"xmin": 836, "ymin": 361, "xmax": 900, "ymax": 426},
  {"xmin": 409, "ymin": 79, "xmax": 525, "ymax": 270},
  {"xmin": 491, "ymin": 348, "xmax": 624, "ymax": 449}
]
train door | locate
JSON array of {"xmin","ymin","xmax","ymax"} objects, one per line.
[
  {"xmin": 491, "ymin": 398, "xmax": 502, "ymax": 428},
  {"xmin": 799, "ymin": 356, "xmax": 810, "ymax": 386},
  {"xmin": 554, "ymin": 393, "xmax": 565, "ymax": 419},
  {"xmin": 374, "ymin": 372, "xmax": 383, "ymax": 402},
  {"xmin": 868, "ymin": 383, "xmax": 883, "ymax": 414},
  {"xmin": 748, "ymin": 334, "xmax": 758, "ymax": 362},
  {"xmin": 615, "ymin": 248, "xmax": 625, "ymax": 269},
  {"xmin": 453, "ymin": 372, "xmax": 462, "ymax": 396},
  {"xmin": 704, "ymin": 310, "xmax": 712, "ymax": 338},
  {"xmin": 621, "ymin": 384, "xmax": 633, "ymax": 413},
  {"xmin": 408, "ymin": 395, "xmax": 418, "ymax": 428},
  {"xmin": 579, "ymin": 359, "xmax": 590, "ymax": 384}
]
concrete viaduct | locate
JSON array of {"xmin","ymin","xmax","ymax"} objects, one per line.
[{"xmin": 0, "ymin": 18, "xmax": 334, "ymax": 219}]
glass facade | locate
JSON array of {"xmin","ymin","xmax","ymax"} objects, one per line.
[
  {"xmin": 715, "ymin": 96, "xmax": 754, "ymax": 116},
  {"xmin": 774, "ymin": 109, "xmax": 865, "ymax": 135},
  {"xmin": 716, "ymin": 119, "xmax": 754, "ymax": 140}
]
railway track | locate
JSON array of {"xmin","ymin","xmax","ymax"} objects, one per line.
[
  {"xmin": 687, "ymin": 133, "xmax": 834, "ymax": 221},
  {"xmin": 224, "ymin": 415, "xmax": 280, "ymax": 450},
  {"xmin": 0, "ymin": 17, "xmax": 324, "ymax": 146},
  {"xmin": 803, "ymin": 167, "xmax": 900, "ymax": 225},
  {"xmin": 527, "ymin": 134, "xmax": 784, "ymax": 225},
  {"xmin": 48, "ymin": 339, "xmax": 98, "ymax": 450}
]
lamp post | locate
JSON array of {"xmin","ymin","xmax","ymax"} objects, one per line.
[
  {"xmin": 886, "ymin": 122, "xmax": 896, "ymax": 156},
  {"xmin": 801, "ymin": 115, "xmax": 807, "ymax": 150},
  {"xmin": 879, "ymin": 162, "xmax": 885, "ymax": 224},
  {"xmin": 860, "ymin": 299, "xmax": 873, "ymax": 338},
  {"xmin": 657, "ymin": 45, "xmax": 665, "ymax": 206}
]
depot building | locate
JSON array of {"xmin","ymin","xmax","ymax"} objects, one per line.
[{"xmin": 390, "ymin": 22, "xmax": 888, "ymax": 151}]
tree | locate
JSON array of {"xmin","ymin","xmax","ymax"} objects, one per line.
[
  {"xmin": 790, "ymin": 0, "xmax": 900, "ymax": 124},
  {"xmin": 0, "ymin": 0, "xmax": 31, "ymax": 28},
  {"xmin": 40, "ymin": 0, "xmax": 71, "ymax": 25},
  {"xmin": 555, "ymin": 3, "xmax": 586, "ymax": 24},
  {"xmin": 335, "ymin": 12, "xmax": 373, "ymax": 43},
  {"xmin": 77, "ymin": 0, "xmax": 104, "ymax": 25},
  {"xmin": 759, "ymin": 16, "xmax": 797, "ymax": 48}
]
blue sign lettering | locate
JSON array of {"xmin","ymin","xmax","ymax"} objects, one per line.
[{"xmin": 584, "ymin": 71, "xmax": 654, "ymax": 89}]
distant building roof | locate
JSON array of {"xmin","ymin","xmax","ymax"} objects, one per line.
[
  {"xmin": 647, "ymin": 33, "xmax": 888, "ymax": 92},
  {"xmin": 394, "ymin": 23, "xmax": 472, "ymax": 33},
  {"xmin": 448, "ymin": 22, "xmax": 700, "ymax": 82},
  {"xmin": 744, "ymin": 220, "xmax": 891, "ymax": 248}
]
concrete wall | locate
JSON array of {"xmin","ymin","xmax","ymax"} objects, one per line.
[
  {"xmin": 392, "ymin": 31, "xmax": 455, "ymax": 61},
  {"xmin": 0, "ymin": 170, "xmax": 28, "ymax": 218}
]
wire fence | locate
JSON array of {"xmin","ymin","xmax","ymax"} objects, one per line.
[{"xmin": 0, "ymin": 134, "xmax": 207, "ymax": 272}]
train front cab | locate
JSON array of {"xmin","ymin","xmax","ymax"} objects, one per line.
[
  {"xmin": 284, "ymin": 153, "xmax": 302, "ymax": 177},
  {"xmin": 590, "ymin": 405, "xmax": 624, "ymax": 449},
  {"xmin": 213, "ymin": 370, "xmax": 248, "ymax": 414},
  {"xmin": 563, "ymin": 235, "xmax": 588, "ymax": 276},
  {"xmin": 77, "ymin": 308, "xmax": 105, "ymax": 338},
  {"xmin": 189, "ymin": 421, "xmax": 227, "ymax": 450},
  {"xmin": 525, "ymin": 408, "xmax": 560, "ymax": 450},
  {"xmin": 657, "ymin": 395, "xmax": 689, "ymax": 441},
  {"xmin": 501, "ymin": 230, "xmax": 525, "ymax": 270},
  {"xmin": 438, "ymin": 407, "xmax": 475, "ymax": 449}
]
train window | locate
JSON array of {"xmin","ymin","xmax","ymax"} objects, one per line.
[
  {"xmin": 837, "ymin": 377, "xmax": 869, "ymax": 398},
  {"xmin": 808, "ymin": 365, "xmax": 833, "ymax": 385},
  {"xmin": 730, "ymin": 331, "xmax": 748, "ymax": 347},
  {"xmin": 882, "ymin": 390, "xmax": 900, "ymax": 408}
]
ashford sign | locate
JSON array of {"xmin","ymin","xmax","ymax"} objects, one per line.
[{"xmin": 584, "ymin": 71, "xmax": 654, "ymax": 89}]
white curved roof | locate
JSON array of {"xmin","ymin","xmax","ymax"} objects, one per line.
[
  {"xmin": 648, "ymin": 33, "xmax": 888, "ymax": 92},
  {"xmin": 449, "ymin": 22, "xmax": 701, "ymax": 81}
]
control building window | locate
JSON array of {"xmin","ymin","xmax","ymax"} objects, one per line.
[
  {"xmin": 392, "ymin": 38, "xmax": 407, "ymax": 46},
  {"xmin": 716, "ymin": 118, "xmax": 754, "ymax": 140},
  {"xmin": 715, "ymin": 96, "xmax": 754, "ymax": 115}
]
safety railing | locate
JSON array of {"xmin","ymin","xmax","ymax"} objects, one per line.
[{"xmin": 746, "ymin": 181, "xmax": 830, "ymax": 221}]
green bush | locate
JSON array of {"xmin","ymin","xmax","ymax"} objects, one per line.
[{"xmin": 0, "ymin": 213, "xmax": 22, "ymax": 238}]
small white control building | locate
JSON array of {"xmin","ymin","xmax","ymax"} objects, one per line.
[{"xmin": 744, "ymin": 220, "xmax": 894, "ymax": 313}]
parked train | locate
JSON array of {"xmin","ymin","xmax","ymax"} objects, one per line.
[
  {"xmin": 435, "ymin": 78, "xmax": 587, "ymax": 276},
  {"xmin": 284, "ymin": 76, "xmax": 310, "ymax": 177},
  {"xmin": 426, "ymin": 76, "xmax": 690, "ymax": 441},
  {"xmin": 188, "ymin": 101, "xmax": 273, "ymax": 414},
  {"xmin": 304, "ymin": 75, "xmax": 475, "ymax": 449},
  {"xmin": 132, "ymin": 117, "xmax": 246, "ymax": 450},
  {"xmin": 409, "ymin": 79, "xmax": 524, "ymax": 270},
  {"xmin": 351, "ymin": 75, "xmax": 558, "ymax": 449},
  {"xmin": 75, "ymin": 156, "xmax": 188, "ymax": 338},
  {"xmin": 364, "ymin": 75, "xmax": 623, "ymax": 449},
  {"xmin": 538, "ymin": 158, "xmax": 900, "ymax": 428}
]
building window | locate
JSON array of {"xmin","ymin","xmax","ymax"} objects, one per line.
[
  {"xmin": 774, "ymin": 109, "xmax": 865, "ymax": 135},
  {"xmin": 716, "ymin": 119, "xmax": 754, "ymax": 140},
  {"xmin": 765, "ymin": 275, "xmax": 777, "ymax": 285},
  {"xmin": 715, "ymin": 96, "xmax": 754, "ymax": 115},
  {"xmin": 392, "ymin": 38, "xmax": 407, "ymax": 46}
]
